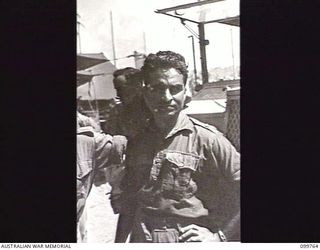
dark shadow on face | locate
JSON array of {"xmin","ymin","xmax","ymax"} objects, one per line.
[
  {"xmin": 116, "ymin": 85, "xmax": 139, "ymax": 105},
  {"xmin": 143, "ymin": 68, "xmax": 186, "ymax": 121}
]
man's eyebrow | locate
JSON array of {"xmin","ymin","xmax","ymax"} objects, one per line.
[{"xmin": 151, "ymin": 80, "xmax": 166, "ymax": 85}]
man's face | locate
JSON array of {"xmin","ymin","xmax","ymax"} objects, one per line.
[
  {"xmin": 143, "ymin": 68, "xmax": 186, "ymax": 119},
  {"xmin": 114, "ymin": 75, "xmax": 139, "ymax": 105}
]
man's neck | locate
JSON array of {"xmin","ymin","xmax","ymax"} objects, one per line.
[{"xmin": 153, "ymin": 113, "xmax": 179, "ymax": 137}]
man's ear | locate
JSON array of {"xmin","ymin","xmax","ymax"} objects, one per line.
[
  {"xmin": 184, "ymin": 82, "xmax": 192, "ymax": 105},
  {"xmin": 183, "ymin": 87, "xmax": 187, "ymax": 98},
  {"xmin": 142, "ymin": 87, "xmax": 150, "ymax": 108},
  {"xmin": 142, "ymin": 80, "xmax": 151, "ymax": 92}
]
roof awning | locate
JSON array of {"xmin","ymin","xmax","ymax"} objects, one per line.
[
  {"xmin": 216, "ymin": 16, "xmax": 239, "ymax": 26},
  {"xmin": 77, "ymin": 53, "xmax": 109, "ymax": 71},
  {"xmin": 183, "ymin": 99, "xmax": 226, "ymax": 114},
  {"xmin": 77, "ymin": 70, "xmax": 104, "ymax": 87},
  {"xmin": 155, "ymin": 0, "xmax": 239, "ymax": 26}
]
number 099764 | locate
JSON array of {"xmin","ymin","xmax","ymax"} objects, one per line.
[{"xmin": 300, "ymin": 244, "xmax": 318, "ymax": 248}]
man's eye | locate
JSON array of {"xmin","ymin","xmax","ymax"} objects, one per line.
[
  {"xmin": 146, "ymin": 86, "xmax": 155, "ymax": 92},
  {"xmin": 170, "ymin": 86, "xmax": 183, "ymax": 94},
  {"xmin": 148, "ymin": 85, "xmax": 163, "ymax": 92}
]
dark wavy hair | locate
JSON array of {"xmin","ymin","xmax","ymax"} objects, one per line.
[{"xmin": 141, "ymin": 51, "xmax": 188, "ymax": 85}]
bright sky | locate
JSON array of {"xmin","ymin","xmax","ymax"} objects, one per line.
[{"xmin": 77, "ymin": 0, "xmax": 240, "ymax": 70}]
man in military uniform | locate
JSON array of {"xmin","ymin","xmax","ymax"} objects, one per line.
[
  {"xmin": 117, "ymin": 51, "xmax": 240, "ymax": 243},
  {"xmin": 103, "ymin": 67, "xmax": 151, "ymax": 211},
  {"xmin": 103, "ymin": 68, "xmax": 152, "ymax": 242},
  {"xmin": 104, "ymin": 67, "xmax": 151, "ymax": 138},
  {"xmin": 77, "ymin": 112, "xmax": 127, "ymax": 242}
]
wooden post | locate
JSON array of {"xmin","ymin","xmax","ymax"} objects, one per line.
[
  {"xmin": 198, "ymin": 23, "xmax": 208, "ymax": 85},
  {"xmin": 110, "ymin": 11, "xmax": 117, "ymax": 67}
]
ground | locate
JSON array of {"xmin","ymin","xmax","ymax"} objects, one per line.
[{"xmin": 86, "ymin": 183, "xmax": 119, "ymax": 243}]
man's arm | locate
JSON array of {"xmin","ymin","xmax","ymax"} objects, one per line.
[
  {"xmin": 94, "ymin": 133, "xmax": 127, "ymax": 169},
  {"xmin": 115, "ymin": 214, "xmax": 134, "ymax": 243},
  {"xmin": 210, "ymin": 133, "xmax": 240, "ymax": 241},
  {"xmin": 179, "ymin": 133, "xmax": 240, "ymax": 242}
]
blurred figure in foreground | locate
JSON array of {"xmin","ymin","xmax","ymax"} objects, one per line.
[{"xmin": 77, "ymin": 112, "xmax": 127, "ymax": 242}]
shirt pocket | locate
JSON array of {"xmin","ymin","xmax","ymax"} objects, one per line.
[
  {"xmin": 161, "ymin": 152, "xmax": 200, "ymax": 199},
  {"xmin": 77, "ymin": 160, "xmax": 93, "ymax": 201},
  {"xmin": 165, "ymin": 152, "xmax": 200, "ymax": 172},
  {"xmin": 77, "ymin": 160, "xmax": 93, "ymax": 180}
]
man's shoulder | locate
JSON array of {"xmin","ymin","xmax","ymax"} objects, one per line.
[
  {"xmin": 109, "ymin": 99, "xmax": 123, "ymax": 113},
  {"xmin": 188, "ymin": 116, "xmax": 222, "ymax": 135},
  {"xmin": 77, "ymin": 126, "xmax": 95, "ymax": 137},
  {"xmin": 188, "ymin": 116, "xmax": 239, "ymax": 157}
]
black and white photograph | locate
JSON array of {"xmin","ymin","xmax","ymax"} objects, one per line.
[
  {"xmin": 76, "ymin": 0, "xmax": 240, "ymax": 243},
  {"xmin": 2, "ymin": 0, "xmax": 320, "ymax": 246}
]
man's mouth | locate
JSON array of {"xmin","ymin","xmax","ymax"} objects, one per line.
[
  {"xmin": 154, "ymin": 105, "xmax": 176, "ymax": 113},
  {"xmin": 158, "ymin": 105, "xmax": 175, "ymax": 110}
]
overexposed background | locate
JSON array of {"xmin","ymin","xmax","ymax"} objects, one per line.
[{"xmin": 77, "ymin": 0, "xmax": 239, "ymax": 71}]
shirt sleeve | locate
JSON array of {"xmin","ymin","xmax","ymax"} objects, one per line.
[
  {"xmin": 210, "ymin": 133, "xmax": 240, "ymax": 241},
  {"xmin": 211, "ymin": 133, "xmax": 240, "ymax": 181},
  {"xmin": 94, "ymin": 133, "xmax": 127, "ymax": 169}
]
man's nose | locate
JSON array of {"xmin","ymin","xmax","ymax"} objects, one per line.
[{"xmin": 161, "ymin": 88, "xmax": 173, "ymax": 102}]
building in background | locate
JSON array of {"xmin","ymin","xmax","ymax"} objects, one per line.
[
  {"xmin": 183, "ymin": 79, "xmax": 240, "ymax": 151},
  {"xmin": 77, "ymin": 53, "xmax": 117, "ymax": 129}
]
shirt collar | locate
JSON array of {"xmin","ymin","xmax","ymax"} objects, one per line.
[
  {"xmin": 165, "ymin": 112, "xmax": 194, "ymax": 139},
  {"xmin": 147, "ymin": 112, "xmax": 194, "ymax": 139}
]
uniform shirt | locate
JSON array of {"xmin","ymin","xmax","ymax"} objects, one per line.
[
  {"xmin": 120, "ymin": 113, "xmax": 240, "ymax": 240},
  {"xmin": 77, "ymin": 126, "xmax": 126, "ymax": 221}
]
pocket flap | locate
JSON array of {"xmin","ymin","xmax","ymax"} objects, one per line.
[
  {"xmin": 165, "ymin": 152, "xmax": 200, "ymax": 171},
  {"xmin": 77, "ymin": 160, "xmax": 93, "ymax": 179}
]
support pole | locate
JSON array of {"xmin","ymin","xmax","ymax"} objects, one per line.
[
  {"xmin": 143, "ymin": 32, "xmax": 147, "ymax": 54},
  {"xmin": 230, "ymin": 27, "xmax": 236, "ymax": 79},
  {"xmin": 110, "ymin": 11, "xmax": 117, "ymax": 67},
  {"xmin": 77, "ymin": 22, "xmax": 81, "ymax": 53},
  {"xmin": 198, "ymin": 23, "xmax": 208, "ymax": 86},
  {"xmin": 189, "ymin": 35, "xmax": 197, "ymax": 85}
]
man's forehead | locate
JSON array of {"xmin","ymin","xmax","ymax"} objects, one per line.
[
  {"xmin": 147, "ymin": 68, "xmax": 183, "ymax": 83},
  {"xmin": 114, "ymin": 75, "xmax": 128, "ymax": 87}
]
